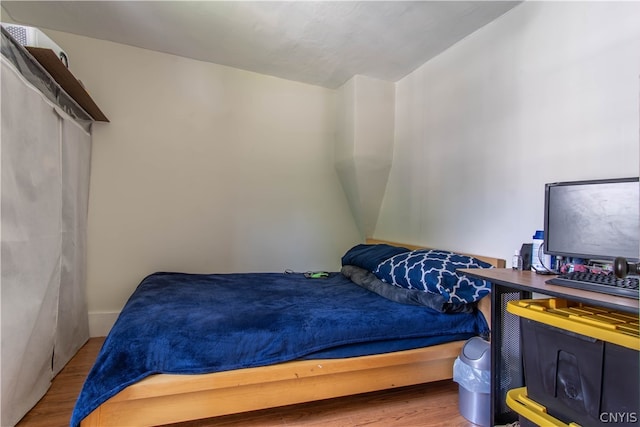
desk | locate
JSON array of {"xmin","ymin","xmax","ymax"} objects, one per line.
[{"xmin": 458, "ymin": 268, "xmax": 639, "ymax": 425}]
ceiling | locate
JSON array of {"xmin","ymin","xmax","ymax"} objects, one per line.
[{"xmin": 1, "ymin": 1, "xmax": 522, "ymax": 89}]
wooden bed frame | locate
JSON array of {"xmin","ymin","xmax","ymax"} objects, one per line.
[{"xmin": 81, "ymin": 239, "xmax": 505, "ymax": 426}]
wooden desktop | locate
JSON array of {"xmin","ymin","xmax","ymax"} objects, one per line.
[{"xmin": 461, "ymin": 268, "xmax": 639, "ymax": 314}]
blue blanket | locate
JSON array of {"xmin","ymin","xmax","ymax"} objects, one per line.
[{"xmin": 71, "ymin": 271, "xmax": 488, "ymax": 426}]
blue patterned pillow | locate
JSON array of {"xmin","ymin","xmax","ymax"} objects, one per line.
[{"xmin": 374, "ymin": 249, "xmax": 493, "ymax": 304}]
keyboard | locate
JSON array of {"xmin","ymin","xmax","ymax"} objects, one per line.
[{"xmin": 547, "ymin": 271, "xmax": 639, "ymax": 299}]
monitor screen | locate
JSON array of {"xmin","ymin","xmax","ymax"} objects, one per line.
[{"xmin": 544, "ymin": 177, "xmax": 640, "ymax": 262}]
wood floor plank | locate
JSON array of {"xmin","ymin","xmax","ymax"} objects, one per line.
[{"xmin": 17, "ymin": 338, "xmax": 477, "ymax": 427}]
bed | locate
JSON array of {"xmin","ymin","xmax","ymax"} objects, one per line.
[{"xmin": 75, "ymin": 239, "xmax": 505, "ymax": 427}]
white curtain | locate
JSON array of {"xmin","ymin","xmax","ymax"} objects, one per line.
[
  {"xmin": 55, "ymin": 118, "xmax": 91, "ymax": 374},
  {"xmin": 1, "ymin": 56, "xmax": 91, "ymax": 426}
]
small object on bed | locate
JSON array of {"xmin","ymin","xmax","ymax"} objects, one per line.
[{"xmin": 304, "ymin": 271, "xmax": 330, "ymax": 279}]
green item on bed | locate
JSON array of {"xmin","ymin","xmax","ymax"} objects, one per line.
[{"xmin": 304, "ymin": 271, "xmax": 330, "ymax": 279}]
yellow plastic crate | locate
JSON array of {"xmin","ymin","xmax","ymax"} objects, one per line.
[
  {"xmin": 506, "ymin": 298, "xmax": 639, "ymax": 351},
  {"xmin": 506, "ymin": 387, "xmax": 582, "ymax": 427}
]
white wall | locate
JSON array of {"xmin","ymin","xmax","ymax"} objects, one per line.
[
  {"xmin": 44, "ymin": 31, "xmax": 361, "ymax": 333},
  {"xmin": 335, "ymin": 75, "xmax": 395, "ymax": 238},
  {"xmin": 375, "ymin": 1, "xmax": 640, "ymax": 263}
]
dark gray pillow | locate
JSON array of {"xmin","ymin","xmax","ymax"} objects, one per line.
[{"xmin": 341, "ymin": 265, "xmax": 472, "ymax": 314}]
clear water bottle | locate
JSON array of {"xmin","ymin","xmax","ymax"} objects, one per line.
[{"xmin": 512, "ymin": 249, "xmax": 523, "ymax": 270}]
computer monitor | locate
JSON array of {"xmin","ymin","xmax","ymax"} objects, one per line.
[{"xmin": 544, "ymin": 177, "xmax": 640, "ymax": 262}]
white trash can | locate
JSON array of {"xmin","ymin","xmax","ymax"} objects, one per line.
[{"xmin": 453, "ymin": 336, "xmax": 491, "ymax": 427}]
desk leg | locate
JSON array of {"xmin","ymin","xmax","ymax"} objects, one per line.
[{"xmin": 490, "ymin": 284, "xmax": 531, "ymax": 426}]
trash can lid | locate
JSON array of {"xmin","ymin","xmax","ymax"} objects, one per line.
[{"xmin": 460, "ymin": 336, "xmax": 491, "ymax": 370}]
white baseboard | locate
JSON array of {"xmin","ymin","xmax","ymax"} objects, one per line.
[{"xmin": 88, "ymin": 311, "xmax": 120, "ymax": 337}]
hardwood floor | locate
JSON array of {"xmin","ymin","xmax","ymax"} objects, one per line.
[{"xmin": 17, "ymin": 338, "xmax": 478, "ymax": 427}]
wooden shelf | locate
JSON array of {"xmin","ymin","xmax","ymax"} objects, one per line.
[{"xmin": 26, "ymin": 47, "xmax": 109, "ymax": 122}]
